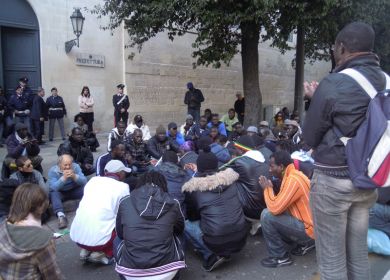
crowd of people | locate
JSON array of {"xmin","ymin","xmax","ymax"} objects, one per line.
[{"xmin": 0, "ymin": 22, "xmax": 389, "ymax": 280}]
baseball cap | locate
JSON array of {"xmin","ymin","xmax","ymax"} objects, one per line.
[
  {"xmin": 168, "ymin": 122, "xmax": 178, "ymax": 130},
  {"xmin": 259, "ymin": 121, "xmax": 269, "ymax": 127},
  {"xmin": 247, "ymin": 126, "xmax": 258, "ymax": 134},
  {"xmin": 104, "ymin": 160, "xmax": 132, "ymax": 174}
]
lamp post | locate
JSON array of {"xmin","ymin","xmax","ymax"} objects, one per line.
[{"xmin": 65, "ymin": 8, "xmax": 85, "ymax": 53}]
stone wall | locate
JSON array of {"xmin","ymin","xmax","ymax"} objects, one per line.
[{"xmin": 28, "ymin": 0, "xmax": 330, "ymax": 137}]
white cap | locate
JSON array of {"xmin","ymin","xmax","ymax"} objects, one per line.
[
  {"xmin": 247, "ymin": 126, "xmax": 258, "ymax": 133},
  {"xmin": 104, "ymin": 160, "xmax": 132, "ymax": 174}
]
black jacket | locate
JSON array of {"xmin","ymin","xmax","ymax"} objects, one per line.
[
  {"xmin": 303, "ymin": 54, "xmax": 386, "ymax": 169},
  {"xmin": 183, "ymin": 168, "xmax": 249, "ymax": 256},
  {"xmin": 112, "ymin": 94, "xmax": 130, "ymax": 112},
  {"xmin": 57, "ymin": 139, "xmax": 94, "ymax": 169},
  {"xmin": 6, "ymin": 133, "xmax": 40, "ymax": 159},
  {"xmin": 234, "ymin": 98, "xmax": 245, "ymax": 115},
  {"xmin": 31, "ymin": 95, "xmax": 47, "ymax": 120},
  {"xmin": 184, "ymin": 88, "xmax": 204, "ymax": 109},
  {"xmin": 115, "ymin": 184, "xmax": 185, "ymax": 271},
  {"xmin": 146, "ymin": 136, "xmax": 180, "ymax": 159},
  {"xmin": 227, "ymin": 150, "xmax": 269, "ymax": 219}
]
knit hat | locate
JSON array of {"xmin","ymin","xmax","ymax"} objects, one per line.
[
  {"xmin": 168, "ymin": 122, "xmax": 178, "ymax": 130},
  {"xmin": 234, "ymin": 135, "xmax": 255, "ymax": 152},
  {"xmin": 197, "ymin": 136, "xmax": 213, "ymax": 152},
  {"xmin": 259, "ymin": 121, "xmax": 269, "ymax": 127},
  {"xmin": 251, "ymin": 135, "xmax": 264, "ymax": 147},
  {"xmin": 156, "ymin": 125, "xmax": 165, "ymax": 134},
  {"xmin": 162, "ymin": 150, "xmax": 178, "ymax": 164},
  {"xmin": 15, "ymin": 122, "xmax": 28, "ymax": 131},
  {"xmin": 247, "ymin": 126, "xmax": 258, "ymax": 134},
  {"xmin": 197, "ymin": 151, "xmax": 218, "ymax": 173},
  {"xmin": 187, "ymin": 82, "xmax": 194, "ymax": 89}
]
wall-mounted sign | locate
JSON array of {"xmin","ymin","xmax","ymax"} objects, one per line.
[{"xmin": 76, "ymin": 53, "xmax": 105, "ymax": 68}]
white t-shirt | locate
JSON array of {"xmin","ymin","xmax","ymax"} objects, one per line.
[{"xmin": 70, "ymin": 176, "xmax": 129, "ymax": 246}]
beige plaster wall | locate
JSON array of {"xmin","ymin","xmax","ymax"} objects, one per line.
[
  {"xmin": 28, "ymin": 0, "xmax": 124, "ymax": 135},
  {"xmin": 124, "ymin": 32, "xmax": 330, "ymax": 131}
]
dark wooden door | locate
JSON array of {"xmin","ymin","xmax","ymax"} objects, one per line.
[{"xmin": 1, "ymin": 27, "xmax": 41, "ymax": 98}]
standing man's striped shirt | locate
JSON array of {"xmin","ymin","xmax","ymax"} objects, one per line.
[{"xmin": 263, "ymin": 163, "xmax": 314, "ymax": 238}]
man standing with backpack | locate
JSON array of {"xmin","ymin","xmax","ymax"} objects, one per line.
[{"xmin": 303, "ymin": 22, "xmax": 387, "ymax": 280}]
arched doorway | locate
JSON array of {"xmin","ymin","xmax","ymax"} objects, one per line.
[{"xmin": 0, "ymin": 0, "xmax": 41, "ymax": 98}]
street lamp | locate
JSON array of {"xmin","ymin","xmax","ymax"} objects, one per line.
[{"xmin": 65, "ymin": 8, "xmax": 85, "ymax": 53}]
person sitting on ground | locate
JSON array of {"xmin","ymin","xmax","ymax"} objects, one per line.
[
  {"xmin": 167, "ymin": 122, "xmax": 185, "ymax": 146},
  {"xmin": 227, "ymin": 135, "xmax": 269, "ymax": 234},
  {"xmin": 209, "ymin": 126, "xmax": 220, "ymax": 143},
  {"xmin": 207, "ymin": 113, "xmax": 227, "ymax": 136},
  {"xmin": 258, "ymin": 151, "xmax": 314, "ymax": 267},
  {"xmin": 220, "ymin": 108, "xmax": 239, "ymax": 136},
  {"xmin": 70, "ymin": 160, "xmax": 131, "ymax": 265},
  {"xmin": 0, "ymin": 179, "xmax": 19, "ymax": 222},
  {"xmin": 71, "ymin": 114, "xmax": 100, "ymax": 152},
  {"xmin": 369, "ymin": 188, "xmax": 390, "ymax": 238},
  {"xmin": 180, "ymin": 114, "xmax": 196, "ymax": 140},
  {"xmin": 0, "ymin": 183, "xmax": 62, "ymax": 279},
  {"xmin": 259, "ymin": 121, "xmax": 270, "ymax": 129},
  {"xmin": 259, "ymin": 126, "xmax": 277, "ymax": 152},
  {"xmin": 284, "ymin": 119, "xmax": 303, "ymax": 145},
  {"xmin": 58, "ymin": 127, "xmax": 95, "ymax": 176},
  {"xmin": 125, "ymin": 114, "xmax": 152, "ymax": 141},
  {"xmin": 48, "ymin": 154, "xmax": 87, "ymax": 229},
  {"xmin": 228, "ymin": 122, "xmax": 246, "ymax": 142},
  {"xmin": 252, "ymin": 135, "xmax": 273, "ymax": 165},
  {"xmin": 204, "ymin": 108, "xmax": 212, "ymax": 123},
  {"xmin": 127, "ymin": 128, "xmax": 151, "ymax": 173},
  {"xmin": 107, "ymin": 121, "xmax": 130, "ymax": 152},
  {"xmin": 147, "ymin": 125, "xmax": 180, "ymax": 160},
  {"xmin": 155, "ymin": 151, "xmax": 190, "ymax": 216},
  {"xmin": 198, "ymin": 136, "xmax": 230, "ymax": 166},
  {"xmin": 10, "ymin": 156, "xmax": 48, "ymax": 193},
  {"xmin": 114, "ymin": 171, "xmax": 185, "ymax": 280},
  {"xmin": 183, "ymin": 149, "xmax": 249, "ymax": 272},
  {"xmin": 96, "ymin": 140, "xmax": 131, "ymax": 176},
  {"xmin": 246, "ymin": 126, "xmax": 259, "ymax": 137},
  {"xmin": 4, "ymin": 122, "xmax": 43, "ymax": 179}
]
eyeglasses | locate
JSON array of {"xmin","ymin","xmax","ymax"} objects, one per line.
[{"xmin": 24, "ymin": 163, "xmax": 32, "ymax": 168}]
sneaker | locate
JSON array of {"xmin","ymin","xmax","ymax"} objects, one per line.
[
  {"xmin": 291, "ymin": 242, "xmax": 315, "ymax": 256},
  {"xmin": 58, "ymin": 216, "xmax": 68, "ymax": 229},
  {"xmin": 202, "ymin": 255, "xmax": 226, "ymax": 272},
  {"xmin": 261, "ymin": 254, "xmax": 293, "ymax": 268},
  {"xmin": 87, "ymin": 252, "xmax": 112, "ymax": 265},
  {"xmin": 80, "ymin": 249, "xmax": 91, "ymax": 261}
]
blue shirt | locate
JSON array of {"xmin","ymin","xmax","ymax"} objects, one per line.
[{"xmin": 48, "ymin": 163, "xmax": 87, "ymax": 192}]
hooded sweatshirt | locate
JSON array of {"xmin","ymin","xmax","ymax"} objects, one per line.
[
  {"xmin": 0, "ymin": 222, "xmax": 62, "ymax": 280},
  {"xmin": 115, "ymin": 184, "xmax": 185, "ymax": 277}
]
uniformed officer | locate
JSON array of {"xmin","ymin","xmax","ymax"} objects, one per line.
[{"xmin": 112, "ymin": 84, "xmax": 130, "ymax": 126}]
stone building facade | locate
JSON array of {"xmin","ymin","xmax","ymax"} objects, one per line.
[{"xmin": 0, "ymin": 0, "xmax": 330, "ymax": 135}]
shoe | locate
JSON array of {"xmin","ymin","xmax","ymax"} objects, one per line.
[
  {"xmin": 291, "ymin": 242, "xmax": 315, "ymax": 256},
  {"xmin": 58, "ymin": 216, "xmax": 68, "ymax": 229},
  {"xmin": 250, "ymin": 220, "xmax": 262, "ymax": 236},
  {"xmin": 80, "ymin": 249, "xmax": 91, "ymax": 261},
  {"xmin": 87, "ymin": 252, "xmax": 113, "ymax": 265},
  {"xmin": 261, "ymin": 254, "xmax": 293, "ymax": 268},
  {"xmin": 202, "ymin": 255, "xmax": 226, "ymax": 272}
]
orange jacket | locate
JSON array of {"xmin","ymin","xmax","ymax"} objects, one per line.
[{"xmin": 264, "ymin": 163, "xmax": 314, "ymax": 238}]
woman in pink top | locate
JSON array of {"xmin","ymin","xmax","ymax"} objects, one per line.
[{"xmin": 78, "ymin": 86, "xmax": 95, "ymax": 131}]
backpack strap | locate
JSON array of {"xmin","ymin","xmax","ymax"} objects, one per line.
[{"xmin": 340, "ymin": 68, "xmax": 377, "ymax": 99}]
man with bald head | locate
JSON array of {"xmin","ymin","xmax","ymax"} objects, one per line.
[
  {"xmin": 48, "ymin": 154, "xmax": 87, "ymax": 229},
  {"xmin": 303, "ymin": 22, "xmax": 385, "ymax": 279}
]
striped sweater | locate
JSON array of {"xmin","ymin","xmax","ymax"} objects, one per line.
[{"xmin": 264, "ymin": 163, "xmax": 314, "ymax": 238}]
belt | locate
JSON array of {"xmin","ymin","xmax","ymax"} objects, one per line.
[{"xmin": 49, "ymin": 108, "xmax": 63, "ymax": 111}]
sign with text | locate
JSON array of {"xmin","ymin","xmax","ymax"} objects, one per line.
[{"xmin": 76, "ymin": 53, "xmax": 105, "ymax": 68}]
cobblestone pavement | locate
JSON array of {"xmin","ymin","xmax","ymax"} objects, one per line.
[{"xmin": 1, "ymin": 134, "xmax": 389, "ymax": 280}]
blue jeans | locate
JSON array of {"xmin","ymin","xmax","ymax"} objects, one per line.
[
  {"xmin": 310, "ymin": 170, "xmax": 377, "ymax": 280},
  {"xmin": 50, "ymin": 185, "xmax": 84, "ymax": 215},
  {"xmin": 261, "ymin": 209, "xmax": 313, "ymax": 258},
  {"xmin": 369, "ymin": 203, "xmax": 390, "ymax": 237},
  {"xmin": 187, "ymin": 108, "xmax": 200, "ymax": 123},
  {"xmin": 184, "ymin": 220, "xmax": 213, "ymax": 262}
]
